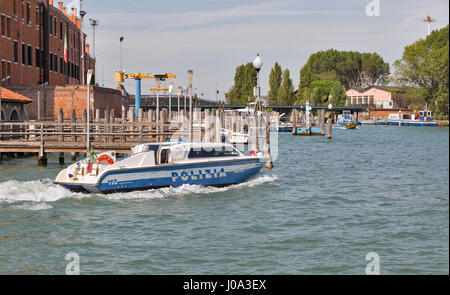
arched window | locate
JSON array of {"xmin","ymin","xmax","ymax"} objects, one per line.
[
  {"xmin": 1, "ymin": 109, "xmax": 5, "ymax": 121},
  {"xmin": 9, "ymin": 109, "xmax": 19, "ymax": 121}
]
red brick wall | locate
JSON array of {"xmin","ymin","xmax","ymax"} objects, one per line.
[
  {"xmin": 369, "ymin": 108, "xmax": 411, "ymax": 119},
  {"xmin": 0, "ymin": 1, "xmax": 94, "ymax": 86},
  {"xmin": 4, "ymin": 85, "xmax": 125, "ymax": 120}
]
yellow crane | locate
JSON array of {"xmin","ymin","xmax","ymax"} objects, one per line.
[{"xmin": 115, "ymin": 71, "xmax": 176, "ymax": 118}]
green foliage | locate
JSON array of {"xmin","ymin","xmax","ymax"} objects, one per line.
[
  {"xmin": 296, "ymin": 49, "xmax": 390, "ymax": 102},
  {"xmin": 296, "ymin": 80, "xmax": 346, "ymax": 106},
  {"xmin": 277, "ymin": 69, "xmax": 295, "ymax": 105},
  {"xmin": 228, "ymin": 63, "xmax": 257, "ymax": 104},
  {"xmin": 393, "ymin": 25, "xmax": 449, "ymax": 116},
  {"xmin": 268, "ymin": 62, "xmax": 282, "ymax": 104}
]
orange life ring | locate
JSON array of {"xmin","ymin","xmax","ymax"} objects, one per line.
[{"xmin": 96, "ymin": 154, "xmax": 114, "ymax": 165}]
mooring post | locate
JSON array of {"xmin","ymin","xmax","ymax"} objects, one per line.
[
  {"xmin": 38, "ymin": 123, "xmax": 47, "ymax": 166},
  {"xmin": 321, "ymin": 109, "xmax": 325, "ymax": 135},
  {"xmin": 216, "ymin": 110, "xmax": 222, "ymax": 143},
  {"xmin": 292, "ymin": 109, "xmax": 298, "ymax": 135},
  {"xmin": 71, "ymin": 109, "xmax": 76, "ymax": 142},
  {"xmin": 264, "ymin": 111, "xmax": 273, "ymax": 168},
  {"xmin": 58, "ymin": 108, "xmax": 64, "ymax": 143},
  {"xmin": 327, "ymin": 113, "xmax": 332, "ymax": 139}
]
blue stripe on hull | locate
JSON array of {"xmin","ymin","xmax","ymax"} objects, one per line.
[
  {"xmin": 386, "ymin": 121, "xmax": 438, "ymax": 127},
  {"xmin": 87, "ymin": 158, "xmax": 262, "ymax": 193}
]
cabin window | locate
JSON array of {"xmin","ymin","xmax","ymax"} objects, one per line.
[
  {"xmin": 188, "ymin": 149, "xmax": 239, "ymax": 159},
  {"xmin": 160, "ymin": 149, "xmax": 170, "ymax": 164}
]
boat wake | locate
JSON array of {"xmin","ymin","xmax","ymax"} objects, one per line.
[{"xmin": 0, "ymin": 174, "xmax": 278, "ymax": 209}]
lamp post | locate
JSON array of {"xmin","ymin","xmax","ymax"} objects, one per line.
[
  {"xmin": 71, "ymin": 86, "xmax": 80, "ymax": 116},
  {"xmin": 89, "ymin": 18, "xmax": 99, "ymax": 82},
  {"xmin": 80, "ymin": 8, "xmax": 86, "ymax": 85},
  {"xmin": 120, "ymin": 36, "xmax": 124, "ymax": 72},
  {"xmin": 252, "ymin": 54, "xmax": 263, "ymax": 153}
]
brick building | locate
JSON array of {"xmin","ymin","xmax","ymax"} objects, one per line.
[{"xmin": 0, "ymin": 0, "xmax": 95, "ymax": 86}]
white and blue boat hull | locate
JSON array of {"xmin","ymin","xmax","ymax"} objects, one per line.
[{"xmin": 61, "ymin": 158, "xmax": 262, "ymax": 193}]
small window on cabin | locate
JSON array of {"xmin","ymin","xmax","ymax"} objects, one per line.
[{"xmin": 188, "ymin": 148, "xmax": 239, "ymax": 159}]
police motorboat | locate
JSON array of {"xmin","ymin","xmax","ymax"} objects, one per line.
[{"xmin": 54, "ymin": 142, "xmax": 264, "ymax": 193}]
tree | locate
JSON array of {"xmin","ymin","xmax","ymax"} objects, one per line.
[
  {"xmin": 393, "ymin": 25, "xmax": 449, "ymax": 116},
  {"xmin": 296, "ymin": 49, "xmax": 389, "ymax": 102},
  {"xmin": 277, "ymin": 69, "xmax": 295, "ymax": 105},
  {"xmin": 268, "ymin": 62, "xmax": 282, "ymax": 104},
  {"xmin": 298, "ymin": 80, "xmax": 346, "ymax": 105},
  {"xmin": 242, "ymin": 62, "xmax": 257, "ymax": 103},
  {"xmin": 229, "ymin": 64, "xmax": 245, "ymax": 103}
]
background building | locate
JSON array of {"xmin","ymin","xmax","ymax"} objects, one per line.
[
  {"xmin": 345, "ymin": 86, "xmax": 408, "ymax": 109},
  {"xmin": 0, "ymin": 0, "xmax": 94, "ymax": 86}
]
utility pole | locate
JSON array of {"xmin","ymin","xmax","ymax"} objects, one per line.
[
  {"xmin": 89, "ymin": 18, "xmax": 99, "ymax": 83},
  {"xmin": 80, "ymin": 2, "xmax": 86, "ymax": 85},
  {"xmin": 120, "ymin": 37, "xmax": 124, "ymax": 72}
]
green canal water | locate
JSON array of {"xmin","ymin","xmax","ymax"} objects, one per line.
[{"xmin": 0, "ymin": 125, "xmax": 448, "ymax": 274}]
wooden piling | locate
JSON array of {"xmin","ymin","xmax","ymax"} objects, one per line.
[
  {"xmin": 292, "ymin": 109, "xmax": 298, "ymax": 135},
  {"xmin": 204, "ymin": 108, "xmax": 210, "ymax": 142},
  {"xmin": 58, "ymin": 108, "xmax": 64, "ymax": 143},
  {"xmin": 327, "ymin": 113, "xmax": 332, "ymax": 139},
  {"xmin": 264, "ymin": 111, "xmax": 273, "ymax": 168},
  {"xmin": 320, "ymin": 109, "xmax": 325, "ymax": 135}
]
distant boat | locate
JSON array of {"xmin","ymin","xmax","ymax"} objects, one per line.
[
  {"xmin": 337, "ymin": 110, "xmax": 361, "ymax": 126},
  {"xmin": 346, "ymin": 123, "xmax": 358, "ymax": 129},
  {"xmin": 386, "ymin": 110, "xmax": 438, "ymax": 127}
]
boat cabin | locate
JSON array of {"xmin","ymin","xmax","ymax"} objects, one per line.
[{"xmin": 128, "ymin": 142, "xmax": 244, "ymax": 167}]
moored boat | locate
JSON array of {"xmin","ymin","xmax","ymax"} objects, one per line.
[
  {"xmin": 386, "ymin": 110, "xmax": 438, "ymax": 127},
  {"xmin": 54, "ymin": 142, "xmax": 264, "ymax": 193}
]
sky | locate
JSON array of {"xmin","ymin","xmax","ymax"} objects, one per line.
[{"xmin": 60, "ymin": 0, "xmax": 449, "ymax": 100}]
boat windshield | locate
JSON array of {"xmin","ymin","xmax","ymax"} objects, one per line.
[{"xmin": 188, "ymin": 148, "xmax": 240, "ymax": 159}]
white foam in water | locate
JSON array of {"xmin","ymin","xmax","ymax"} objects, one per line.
[
  {"xmin": 0, "ymin": 178, "xmax": 83, "ymax": 204},
  {"xmin": 10, "ymin": 202, "xmax": 54, "ymax": 211},
  {"xmin": 0, "ymin": 174, "xmax": 278, "ymax": 206},
  {"xmin": 104, "ymin": 174, "xmax": 278, "ymax": 200}
]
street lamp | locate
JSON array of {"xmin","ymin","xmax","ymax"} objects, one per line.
[
  {"xmin": 120, "ymin": 37, "xmax": 124, "ymax": 72},
  {"xmin": 72, "ymin": 86, "xmax": 80, "ymax": 116},
  {"xmin": 80, "ymin": 8, "xmax": 86, "ymax": 84},
  {"xmin": 253, "ymin": 53, "xmax": 263, "ymax": 105}
]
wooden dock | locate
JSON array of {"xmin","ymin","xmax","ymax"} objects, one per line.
[{"xmin": 0, "ymin": 107, "xmax": 274, "ymax": 166}]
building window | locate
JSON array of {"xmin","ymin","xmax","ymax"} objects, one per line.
[
  {"xmin": 49, "ymin": 53, "xmax": 53, "ymax": 71},
  {"xmin": 369, "ymin": 95, "xmax": 374, "ymax": 105},
  {"xmin": 357, "ymin": 96, "xmax": 362, "ymax": 105},
  {"xmin": 14, "ymin": 0, "xmax": 18, "ymax": 18},
  {"xmin": 27, "ymin": 3, "xmax": 31, "ymax": 25},
  {"xmin": 1, "ymin": 61, "xmax": 6, "ymax": 80},
  {"xmin": 14, "ymin": 41, "xmax": 18, "ymax": 63},
  {"xmin": 1, "ymin": 15, "xmax": 5, "ymax": 36},
  {"xmin": 60, "ymin": 22, "xmax": 63, "ymax": 40},
  {"xmin": 35, "ymin": 48, "xmax": 40, "ymax": 68},
  {"xmin": 22, "ymin": 43, "xmax": 26, "ymax": 65},
  {"xmin": 35, "ymin": 7, "xmax": 39, "ymax": 29},
  {"xmin": 60, "ymin": 57, "xmax": 63, "ymax": 74},
  {"xmin": 27, "ymin": 45, "xmax": 32, "ymax": 66},
  {"xmin": 49, "ymin": 15, "xmax": 52, "ymax": 34},
  {"xmin": 67, "ymin": 61, "xmax": 71, "ymax": 77},
  {"xmin": 7, "ymin": 62, "xmax": 11, "ymax": 78},
  {"xmin": 54, "ymin": 54, "xmax": 58, "ymax": 73},
  {"xmin": 6, "ymin": 16, "xmax": 11, "ymax": 37},
  {"xmin": 21, "ymin": 1, "xmax": 24, "ymax": 22},
  {"xmin": 54, "ymin": 17, "xmax": 57, "ymax": 36}
]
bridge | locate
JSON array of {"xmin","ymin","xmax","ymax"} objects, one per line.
[{"xmin": 129, "ymin": 95, "xmax": 369, "ymax": 112}]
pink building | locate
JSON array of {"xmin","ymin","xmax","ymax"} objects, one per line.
[{"xmin": 345, "ymin": 86, "xmax": 408, "ymax": 109}]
